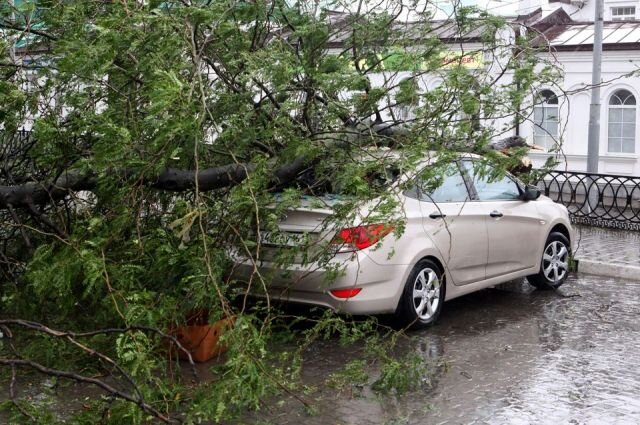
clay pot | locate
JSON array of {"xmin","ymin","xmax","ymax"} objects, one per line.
[{"xmin": 171, "ymin": 312, "xmax": 234, "ymax": 363}]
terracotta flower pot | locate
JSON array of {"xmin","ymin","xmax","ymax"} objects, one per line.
[{"xmin": 171, "ymin": 312, "xmax": 234, "ymax": 363}]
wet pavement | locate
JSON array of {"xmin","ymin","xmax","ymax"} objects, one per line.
[
  {"xmin": 574, "ymin": 225, "xmax": 640, "ymax": 269},
  {"xmin": 253, "ymin": 274, "xmax": 640, "ymax": 425},
  {"xmin": 4, "ymin": 274, "xmax": 640, "ymax": 424}
]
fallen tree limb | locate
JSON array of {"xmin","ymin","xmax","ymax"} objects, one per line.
[
  {"xmin": 0, "ymin": 319, "xmax": 211, "ymax": 423},
  {"xmin": 0, "ymin": 358, "xmax": 177, "ymax": 424},
  {"xmin": 0, "ymin": 118, "xmax": 413, "ymax": 211},
  {"xmin": 0, "ymin": 156, "xmax": 311, "ymax": 211},
  {"xmin": 9, "ymin": 363, "xmax": 37, "ymax": 422},
  {"xmin": 0, "ymin": 170, "xmax": 97, "ymax": 209},
  {"xmin": 0, "ymin": 319, "xmax": 199, "ymax": 380}
]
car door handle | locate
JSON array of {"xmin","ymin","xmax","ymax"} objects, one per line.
[
  {"xmin": 489, "ymin": 210, "xmax": 503, "ymax": 218},
  {"xmin": 429, "ymin": 212, "xmax": 447, "ymax": 219}
]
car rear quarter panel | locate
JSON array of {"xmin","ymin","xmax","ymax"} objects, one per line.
[{"xmin": 362, "ymin": 196, "xmax": 445, "ymax": 268}]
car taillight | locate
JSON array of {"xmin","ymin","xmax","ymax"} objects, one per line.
[{"xmin": 331, "ymin": 224, "xmax": 394, "ymax": 252}]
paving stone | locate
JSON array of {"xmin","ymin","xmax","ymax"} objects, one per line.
[{"xmin": 574, "ymin": 225, "xmax": 640, "ymax": 269}]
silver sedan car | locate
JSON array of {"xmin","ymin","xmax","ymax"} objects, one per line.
[{"xmin": 233, "ymin": 156, "xmax": 574, "ymax": 328}]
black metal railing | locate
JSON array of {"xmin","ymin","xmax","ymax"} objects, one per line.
[
  {"xmin": 1, "ymin": 129, "xmax": 33, "ymax": 140},
  {"xmin": 536, "ymin": 170, "xmax": 640, "ymax": 231}
]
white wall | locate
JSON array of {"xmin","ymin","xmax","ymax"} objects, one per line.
[
  {"xmin": 571, "ymin": 0, "xmax": 640, "ymax": 21},
  {"xmin": 526, "ymin": 50, "xmax": 640, "ymax": 175},
  {"xmin": 517, "ymin": 0, "xmax": 640, "ymax": 21}
]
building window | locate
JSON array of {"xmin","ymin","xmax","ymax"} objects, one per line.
[
  {"xmin": 392, "ymin": 78, "xmax": 419, "ymax": 122},
  {"xmin": 608, "ymin": 89, "xmax": 636, "ymax": 153},
  {"xmin": 611, "ymin": 6, "xmax": 635, "ymax": 21},
  {"xmin": 533, "ymin": 89, "xmax": 559, "ymax": 150},
  {"xmin": 393, "ymin": 104, "xmax": 416, "ymax": 121}
]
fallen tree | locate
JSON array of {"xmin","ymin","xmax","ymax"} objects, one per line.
[
  {"xmin": 0, "ymin": 0, "xmax": 561, "ymax": 422},
  {"xmin": 0, "ymin": 157, "xmax": 312, "ymax": 210},
  {"xmin": 0, "ymin": 133, "xmax": 541, "ymax": 211}
]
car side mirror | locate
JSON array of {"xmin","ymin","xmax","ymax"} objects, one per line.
[{"xmin": 520, "ymin": 184, "xmax": 541, "ymax": 201}]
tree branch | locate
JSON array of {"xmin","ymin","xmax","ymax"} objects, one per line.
[
  {"xmin": 0, "ymin": 319, "xmax": 199, "ymax": 380},
  {"xmin": 0, "ymin": 20, "xmax": 58, "ymax": 41},
  {"xmin": 0, "ymin": 156, "xmax": 311, "ymax": 210},
  {"xmin": 0, "ymin": 358, "xmax": 176, "ymax": 424}
]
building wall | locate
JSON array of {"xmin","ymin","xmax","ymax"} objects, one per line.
[
  {"xmin": 361, "ymin": 35, "xmax": 517, "ymax": 140},
  {"xmin": 566, "ymin": 0, "xmax": 640, "ymax": 21},
  {"xmin": 518, "ymin": 0, "xmax": 640, "ymax": 21},
  {"xmin": 524, "ymin": 50, "xmax": 640, "ymax": 175}
]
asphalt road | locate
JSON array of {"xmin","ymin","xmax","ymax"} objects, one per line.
[
  {"xmin": 4, "ymin": 274, "xmax": 639, "ymax": 424},
  {"xmin": 254, "ymin": 274, "xmax": 640, "ymax": 425}
]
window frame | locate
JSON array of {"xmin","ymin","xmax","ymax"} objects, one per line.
[
  {"xmin": 611, "ymin": 6, "xmax": 636, "ymax": 21},
  {"xmin": 404, "ymin": 161, "xmax": 474, "ymax": 203},
  {"xmin": 533, "ymin": 89, "xmax": 560, "ymax": 150},
  {"xmin": 460, "ymin": 159, "xmax": 524, "ymax": 202},
  {"xmin": 607, "ymin": 89, "xmax": 636, "ymax": 154},
  {"xmin": 404, "ymin": 159, "xmax": 528, "ymax": 204}
]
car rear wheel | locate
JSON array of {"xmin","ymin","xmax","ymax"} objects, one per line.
[
  {"xmin": 395, "ymin": 259, "xmax": 445, "ymax": 329},
  {"xmin": 527, "ymin": 232, "xmax": 571, "ymax": 290}
]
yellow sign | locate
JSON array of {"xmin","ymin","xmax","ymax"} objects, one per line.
[
  {"xmin": 349, "ymin": 50, "xmax": 484, "ymax": 72},
  {"xmin": 439, "ymin": 51, "xmax": 483, "ymax": 69}
]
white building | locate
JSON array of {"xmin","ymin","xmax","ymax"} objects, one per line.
[
  {"xmin": 514, "ymin": 3, "xmax": 640, "ymax": 175},
  {"xmin": 352, "ymin": 2, "xmax": 640, "ymax": 177},
  {"xmin": 328, "ymin": 4, "xmax": 640, "ymax": 176}
]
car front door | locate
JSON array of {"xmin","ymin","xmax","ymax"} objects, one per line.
[
  {"xmin": 461, "ymin": 159, "xmax": 544, "ymax": 279},
  {"xmin": 414, "ymin": 162, "xmax": 489, "ymax": 286}
]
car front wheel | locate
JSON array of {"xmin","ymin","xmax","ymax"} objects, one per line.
[
  {"xmin": 395, "ymin": 259, "xmax": 445, "ymax": 329},
  {"xmin": 527, "ymin": 232, "xmax": 571, "ymax": 290}
]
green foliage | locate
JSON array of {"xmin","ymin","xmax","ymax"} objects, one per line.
[
  {"xmin": 372, "ymin": 352, "xmax": 429, "ymax": 394},
  {"xmin": 327, "ymin": 359, "xmax": 369, "ymax": 392}
]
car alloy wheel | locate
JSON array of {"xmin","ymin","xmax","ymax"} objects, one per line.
[
  {"xmin": 527, "ymin": 231, "xmax": 571, "ymax": 290},
  {"xmin": 542, "ymin": 240, "xmax": 569, "ymax": 283},
  {"xmin": 412, "ymin": 268, "xmax": 441, "ymax": 321},
  {"xmin": 396, "ymin": 258, "xmax": 445, "ymax": 328}
]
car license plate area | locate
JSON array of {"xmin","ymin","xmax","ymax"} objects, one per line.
[{"xmin": 259, "ymin": 231, "xmax": 308, "ymax": 247}]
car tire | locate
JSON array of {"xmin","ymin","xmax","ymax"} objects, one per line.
[
  {"xmin": 395, "ymin": 259, "xmax": 445, "ymax": 329},
  {"xmin": 527, "ymin": 232, "xmax": 571, "ymax": 290}
]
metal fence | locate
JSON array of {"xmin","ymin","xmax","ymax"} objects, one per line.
[
  {"xmin": 1, "ymin": 129, "xmax": 33, "ymax": 141},
  {"xmin": 536, "ymin": 170, "xmax": 640, "ymax": 231}
]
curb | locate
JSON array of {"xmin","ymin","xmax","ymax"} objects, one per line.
[{"xmin": 575, "ymin": 259, "xmax": 640, "ymax": 281}]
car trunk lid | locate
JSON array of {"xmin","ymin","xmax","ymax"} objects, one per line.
[{"xmin": 256, "ymin": 196, "xmax": 344, "ymax": 264}]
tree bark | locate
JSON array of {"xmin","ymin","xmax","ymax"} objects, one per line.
[
  {"xmin": 0, "ymin": 156, "xmax": 310, "ymax": 210},
  {"xmin": 0, "ymin": 170, "xmax": 96, "ymax": 210}
]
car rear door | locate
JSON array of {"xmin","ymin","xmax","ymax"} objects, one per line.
[
  {"xmin": 414, "ymin": 162, "xmax": 489, "ymax": 286},
  {"xmin": 461, "ymin": 159, "xmax": 544, "ymax": 279}
]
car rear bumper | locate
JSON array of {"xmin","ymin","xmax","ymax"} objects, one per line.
[{"xmin": 231, "ymin": 253, "xmax": 408, "ymax": 315}]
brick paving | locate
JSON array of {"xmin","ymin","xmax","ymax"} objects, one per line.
[{"xmin": 573, "ymin": 225, "xmax": 640, "ymax": 269}]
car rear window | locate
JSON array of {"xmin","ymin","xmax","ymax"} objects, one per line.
[{"xmin": 290, "ymin": 165, "xmax": 401, "ymax": 197}]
